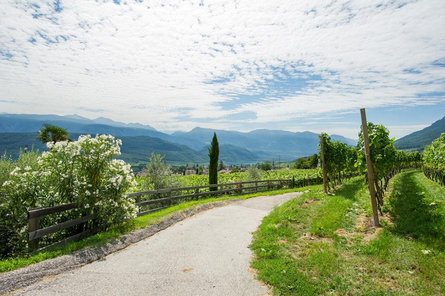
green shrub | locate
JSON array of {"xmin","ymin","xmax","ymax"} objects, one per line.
[{"xmin": 0, "ymin": 135, "xmax": 137, "ymax": 258}]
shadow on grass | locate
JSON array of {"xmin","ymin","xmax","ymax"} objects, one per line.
[
  {"xmin": 334, "ymin": 178, "xmax": 364, "ymax": 201},
  {"xmin": 388, "ymin": 171, "xmax": 445, "ymax": 250},
  {"xmin": 310, "ymin": 178, "xmax": 364, "ymax": 237}
]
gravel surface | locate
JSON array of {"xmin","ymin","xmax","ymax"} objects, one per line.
[{"xmin": 2, "ymin": 192, "xmax": 300, "ymax": 296}]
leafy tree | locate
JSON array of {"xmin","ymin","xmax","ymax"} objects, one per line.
[
  {"xmin": 37, "ymin": 124, "xmax": 70, "ymax": 144},
  {"xmin": 208, "ymin": 133, "xmax": 219, "ymax": 191},
  {"xmin": 231, "ymin": 165, "xmax": 241, "ymax": 173},
  {"xmin": 196, "ymin": 165, "xmax": 204, "ymax": 175},
  {"xmin": 247, "ymin": 165, "xmax": 261, "ymax": 181},
  {"xmin": 143, "ymin": 153, "xmax": 174, "ymax": 190},
  {"xmin": 259, "ymin": 162, "xmax": 272, "ymax": 171},
  {"xmin": 295, "ymin": 154, "xmax": 318, "ymax": 169}
]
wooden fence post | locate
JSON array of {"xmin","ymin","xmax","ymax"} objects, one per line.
[
  {"xmin": 320, "ymin": 135, "xmax": 328, "ymax": 194},
  {"xmin": 360, "ymin": 108, "xmax": 380, "ymax": 227},
  {"xmin": 28, "ymin": 215, "xmax": 40, "ymax": 251}
]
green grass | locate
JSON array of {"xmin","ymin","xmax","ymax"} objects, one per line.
[
  {"xmin": 250, "ymin": 171, "xmax": 445, "ymax": 295},
  {"xmin": 386, "ymin": 170, "xmax": 445, "ymax": 250},
  {"xmin": 0, "ymin": 187, "xmax": 302, "ymax": 273}
]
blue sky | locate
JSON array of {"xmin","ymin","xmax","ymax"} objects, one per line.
[{"xmin": 0, "ymin": 0, "xmax": 444, "ymax": 139}]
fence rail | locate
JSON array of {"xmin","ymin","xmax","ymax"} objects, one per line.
[{"xmin": 27, "ymin": 177, "xmax": 317, "ymax": 252}]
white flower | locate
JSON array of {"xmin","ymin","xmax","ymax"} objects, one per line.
[
  {"xmin": 10, "ymin": 167, "xmax": 21, "ymax": 176},
  {"xmin": 421, "ymin": 249, "xmax": 431, "ymax": 255},
  {"xmin": 2, "ymin": 180, "xmax": 12, "ymax": 187}
]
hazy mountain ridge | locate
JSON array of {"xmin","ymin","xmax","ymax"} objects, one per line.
[
  {"xmin": 0, "ymin": 113, "xmax": 358, "ymax": 164},
  {"xmin": 170, "ymin": 127, "xmax": 357, "ymax": 160},
  {"xmin": 0, "ymin": 133, "xmax": 259, "ymax": 165},
  {"xmin": 394, "ymin": 116, "xmax": 445, "ymax": 150},
  {"xmin": 0, "ymin": 113, "xmax": 157, "ymax": 133}
]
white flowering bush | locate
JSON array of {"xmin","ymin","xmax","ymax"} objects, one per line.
[{"xmin": 1, "ymin": 135, "xmax": 137, "ymax": 257}]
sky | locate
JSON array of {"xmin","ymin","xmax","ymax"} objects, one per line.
[{"xmin": 0, "ymin": 0, "xmax": 444, "ymax": 139}]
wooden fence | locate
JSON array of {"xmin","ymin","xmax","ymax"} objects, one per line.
[{"xmin": 27, "ymin": 178, "xmax": 321, "ymax": 252}]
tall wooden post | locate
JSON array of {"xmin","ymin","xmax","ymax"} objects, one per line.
[
  {"xmin": 319, "ymin": 135, "xmax": 328, "ymax": 194},
  {"xmin": 360, "ymin": 108, "xmax": 380, "ymax": 227}
]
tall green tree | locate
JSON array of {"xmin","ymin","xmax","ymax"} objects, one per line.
[
  {"xmin": 143, "ymin": 153, "xmax": 173, "ymax": 190},
  {"xmin": 37, "ymin": 124, "xmax": 69, "ymax": 144},
  {"xmin": 208, "ymin": 133, "xmax": 219, "ymax": 191}
]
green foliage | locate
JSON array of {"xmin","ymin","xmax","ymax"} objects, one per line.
[
  {"xmin": 259, "ymin": 162, "xmax": 272, "ymax": 171},
  {"xmin": 0, "ymin": 135, "xmax": 137, "ymax": 258},
  {"xmin": 423, "ymin": 133, "xmax": 445, "ymax": 185},
  {"xmin": 0, "ymin": 154, "xmax": 14, "ymax": 188},
  {"xmin": 162, "ymin": 168, "xmax": 321, "ymax": 188},
  {"xmin": 319, "ymin": 133, "xmax": 357, "ymax": 188},
  {"xmin": 208, "ymin": 133, "xmax": 219, "ymax": 191},
  {"xmin": 247, "ymin": 166, "xmax": 261, "ymax": 181},
  {"xmin": 0, "ymin": 149, "xmax": 41, "ymax": 187},
  {"xmin": 344, "ymin": 145, "xmax": 358, "ymax": 174},
  {"xmin": 230, "ymin": 165, "xmax": 241, "ymax": 173},
  {"xmin": 141, "ymin": 153, "xmax": 176, "ymax": 190},
  {"xmin": 357, "ymin": 123, "xmax": 396, "ymax": 181},
  {"xmin": 294, "ymin": 154, "xmax": 318, "ymax": 169},
  {"xmin": 37, "ymin": 124, "xmax": 70, "ymax": 144}
]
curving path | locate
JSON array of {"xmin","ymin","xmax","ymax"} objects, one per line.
[{"xmin": 13, "ymin": 192, "xmax": 300, "ymax": 296}]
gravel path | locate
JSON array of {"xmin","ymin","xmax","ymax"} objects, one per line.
[{"xmin": 11, "ymin": 192, "xmax": 300, "ymax": 296}]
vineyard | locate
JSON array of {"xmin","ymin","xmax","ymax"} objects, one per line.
[
  {"xmin": 319, "ymin": 119, "xmax": 425, "ymax": 220},
  {"xmin": 150, "ymin": 168, "xmax": 321, "ymax": 188},
  {"xmin": 250, "ymin": 111, "xmax": 445, "ymax": 295}
]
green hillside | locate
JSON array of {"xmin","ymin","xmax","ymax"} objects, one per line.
[{"xmin": 394, "ymin": 116, "xmax": 445, "ymax": 150}]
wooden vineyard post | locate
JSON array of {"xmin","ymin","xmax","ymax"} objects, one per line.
[
  {"xmin": 360, "ymin": 108, "xmax": 380, "ymax": 227},
  {"xmin": 320, "ymin": 135, "xmax": 328, "ymax": 194}
]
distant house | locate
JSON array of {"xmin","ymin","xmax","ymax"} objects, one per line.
[
  {"xmin": 185, "ymin": 169, "xmax": 196, "ymax": 175},
  {"xmin": 136, "ymin": 171, "xmax": 146, "ymax": 177},
  {"xmin": 218, "ymin": 169, "xmax": 230, "ymax": 174}
]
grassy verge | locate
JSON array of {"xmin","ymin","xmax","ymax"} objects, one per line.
[
  {"xmin": 250, "ymin": 171, "xmax": 445, "ymax": 295},
  {"xmin": 0, "ymin": 187, "xmax": 301, "ymax": 273}
]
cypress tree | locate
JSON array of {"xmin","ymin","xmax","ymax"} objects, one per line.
[{"xmin": 208, "ymin": 133, "xmax": 219, "ymax": 191}]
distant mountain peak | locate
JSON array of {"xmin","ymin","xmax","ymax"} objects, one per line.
[{"xmin": 64, "ymin": 114, "xmax": 89, "ymax": 120}]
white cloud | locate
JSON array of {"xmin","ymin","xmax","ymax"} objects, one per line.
[{"xmin": 0, "ymin": 0, "xmax": 444, "ymax": 133}]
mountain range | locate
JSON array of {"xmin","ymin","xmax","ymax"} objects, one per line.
[
  {"xmin": 0, "ymin": 113, "xmax": 358, "ymax": 167},
  {"xmin": 394, "ymin": 116, "xmax": 445, "ymax": 151}
]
